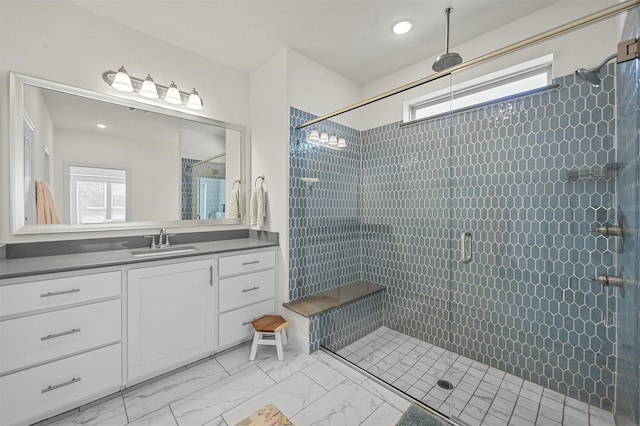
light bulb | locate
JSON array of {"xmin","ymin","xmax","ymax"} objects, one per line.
[
  {"xmin": 329, "ymin": 135, "xmax": 338, "ymax": 146},
  {"xmin": 165, "ymin": 81, "xmax": 182, "ymax": 105},
  {"xmin": 111, "ymin": 66, "xmax": 134, "ymax": 92},
  {"xmin": 319, "ymin": 132, "xmax": 329, "ymax": 144},
  {"xmin": 337, "ymin": 137, "xmax": 347, "ymax": 148},
  {"xmin": 187, "ymin": 88, "xmax": 203, "ymax": 110},
  {"xmin": 139, "ymin": 74, "xmax": 159, "ymax": 99},
  {"xmin": 307, "ymin": 130, "xmax": 320, "ymax": 142}
]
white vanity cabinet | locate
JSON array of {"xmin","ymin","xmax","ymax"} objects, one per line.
[
  {"xmin": 0, "ymin": 268, "xmax": 122, "ymax": 426},
  {"xmin": 126, "ymin": 258, "xmax": 215, "ymax": 384},
  {"xmin": 216, "ymin": 248, "xmax": 276, "ymax": 350}
]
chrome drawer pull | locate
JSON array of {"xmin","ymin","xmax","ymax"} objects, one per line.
[
  {"xmin": 41, "ymin": 377, "xmax": 81, "ymax": 393},
  {"xmin": 41, "ymin": 328, "xmax": 81, "ymax": 341},
  {"xmin": 40, "ymin": 289, "xmax": 80, "ymax": 298},
  {"xmin": 242, "ymin": 286, "xmax": 260, "ymax": 293},
  {"xmin": 242, "ymin": 260, "xmax": 260, "ymax": 266},
  {"xmin": 242, "ymin": 321, "xmax": 253, "ymax": 326}
]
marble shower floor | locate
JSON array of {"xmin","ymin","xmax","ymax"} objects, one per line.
[
  {"xmin": 35, "ymin": 342, "xmax": 415, "ymax": 426},
  {"xmin": 334, "ymin": 326, "xmax": 615, "ymax": 426}
]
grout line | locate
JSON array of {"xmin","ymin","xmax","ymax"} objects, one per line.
[
  {"xmin": 122, "ymin": 395, "xmax": 130, "ymax": 424},
  {"xmin": 167, "ymin": 405, "xmax": 178, "ymax": 426}
]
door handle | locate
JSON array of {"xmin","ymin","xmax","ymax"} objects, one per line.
[{"xmin": 460, "ymin": 231, "xmax": 472, "ymax": 264}]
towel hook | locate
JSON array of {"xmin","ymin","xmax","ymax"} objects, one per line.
[
  {"xmin": 254, "ymin": 175, "xmax": 265, "ymax": 188},
  {"xmin": 232, "ymin": 179, "xmax": 242, "ymax": 190}
]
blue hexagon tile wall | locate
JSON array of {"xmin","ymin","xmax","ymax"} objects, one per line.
[{"xmin": 289, "ymin": 64, "xmax": 617, "ymax": 410}]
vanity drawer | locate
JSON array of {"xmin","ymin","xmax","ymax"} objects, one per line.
[
  {"xmin": 218, "ymin": 249, "xmax": 275, "ymax": 277},
  {"xmin": 218, "ymin": 270, "xmax": 275, "ymax": 313},
  {"xmin": 0, "ymin": 271, "xmax": 121, "ymax": 318},
  {"xmin": 218, "ymin": 299, "xmax": 275, "ymax": 349},
  {"xmin": 0, "ymin": 344, "xmax": 121, "ymax": 426},
  {"xmin": 0, "ymin": 299, "xmax": 121, "ymax": 374}
]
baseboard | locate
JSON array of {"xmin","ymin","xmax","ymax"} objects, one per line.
[{"xmin": 286, "ymin": 329, "xmax": 309, "ymax": 355}]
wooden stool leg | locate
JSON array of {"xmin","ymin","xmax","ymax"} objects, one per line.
[
  {"xmin": 275, "ymin": 331, "xmax": 284, "ymax": 361},
  {"xmin": 281, "ymin": 329, "xmax": 288, "ymax": 345},
  {"xmin": 249, "ymin": 331, "xmax": 261, "ymax": 361}
]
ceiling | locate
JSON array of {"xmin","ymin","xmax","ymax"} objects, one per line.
[{"xmin": 70, "ymin": 0, "xmax": 562, "ymax": 85}]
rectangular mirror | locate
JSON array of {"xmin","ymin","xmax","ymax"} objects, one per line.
[{"xmin": 10, "ymin": 72, "xmax": 247, "ymax": 234}]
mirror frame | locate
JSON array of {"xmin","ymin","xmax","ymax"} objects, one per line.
[{"xmin": 10, "ymin": 72, "xmax": 248, "ymax": 235}]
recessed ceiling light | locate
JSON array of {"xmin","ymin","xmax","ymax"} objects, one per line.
[
  {"xmin": 392, "ymin": 20, "xmax": 413, "ymax": 35},
  {"xmin": 96, "ymin": 124, "xmax": 107, "ymax": 129}
]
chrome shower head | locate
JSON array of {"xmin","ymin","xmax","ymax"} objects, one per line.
[
  {"xmin": 433, "ymin": 52, "xmax": 463, "ymax": 72},
  {"xmin": 574, "ymin": 53, "xmax": 617, "ymax": 87},
  {"xmin": 575, "ymin": 68, "xmax": 603, "ymax": 86},
  {"xmin": 433, "ymin": 8, "xmax": 463, "ymax": 72}
]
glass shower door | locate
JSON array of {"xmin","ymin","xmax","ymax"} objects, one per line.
[{"xmin": 613, "ymin": 6, "xmax": 640, "ymax": 424}]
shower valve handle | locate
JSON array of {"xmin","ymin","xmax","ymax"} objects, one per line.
[{"xmin": 590, "ymin": 275, "xmax": 624, "ymax": 288}]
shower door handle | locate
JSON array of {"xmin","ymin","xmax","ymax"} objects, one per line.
[{"xmin": 460, "ymin": 231, "xmax": 472, "ymax": 264}]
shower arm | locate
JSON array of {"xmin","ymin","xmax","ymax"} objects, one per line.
[
  {"xmin": 295, "ymin": 0, "xmax": 639, "ymax": 129},
  {"xmin": 444, "ymin": 8, "xmax": 452, "ymax": 54},
  {"xmin": 595, "ymin": 53, "xmax": 618, "ymax": 72}
]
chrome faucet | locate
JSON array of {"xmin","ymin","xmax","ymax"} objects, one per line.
[{"xmin": 158, "ymin": 228, "xmax": 167, "ymax": 247}]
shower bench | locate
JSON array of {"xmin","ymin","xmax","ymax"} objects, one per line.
[{"xmin": 283, "ymin": 280, "xmax": 385, "ymax": 317}]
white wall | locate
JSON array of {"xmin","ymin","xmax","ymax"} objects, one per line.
[
  {"xmin": 358, "ymin": 0, "xmax": 622, "ymax": 130},
  {"xmin": 179, "ymin": 129, "xmax": 226, "ymax": 160},
  {"xmin": 54, "ymin": 128, "xmax": 180, "ymax": 222},
  {"xmin": 249, "ymin": 48, "xmax": 295, "ymax": 332},
  {"xmin": 0, "ymin": 0, "xmax": 250, "ymax": 243},
  {"xmin": 287, "ymin": 49, "xmax": 362, "ymax": 129},
  {"xmin": 249, "ymin": 47, "xmax": 363, "ymax": 342}
]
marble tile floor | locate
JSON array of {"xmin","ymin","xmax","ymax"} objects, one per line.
[
  {"xmin": 334, "ymin": 326, "xmax": 615, "ymax": 426},
  {"xmin": 35, "ymin": 342, "xmax": 417, "ymax": 426}
]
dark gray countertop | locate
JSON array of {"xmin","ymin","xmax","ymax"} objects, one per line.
[{"xmin": 0, "ymin": 238, "xmax": 278, "ymax": 280}]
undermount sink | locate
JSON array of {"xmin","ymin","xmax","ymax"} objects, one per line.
[{"xmin": 130, "ymin": 246, "xmax": 198, "ymax": 258}]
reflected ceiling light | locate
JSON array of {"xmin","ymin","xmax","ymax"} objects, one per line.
[
  {"xmin": 187, "ymin": 88, "xmax": 203, "ymax": 110},
  {"xmin": 305, "ymin": 130, "xmax": 347, "ymax": 150},
  {"xmin": 96, "ymin": 124, "xmax": 107, "ymax": 129},
  {"xmin": 111, "ymin": 66, "xmax": 134, "ymax": 92},
  {"xmin": 164, "ymin": 81, "xmax": 182, "ymax": 105},
  {"xmin": 103, "ymin": 67, "xmax": 205, "ymax": 110},
  {"xmin": 307, "ymin": 129, "xmax": 320, "ymax": 142},
  {"xmin": 392, "ymin": 20, "xmax": 413, "ymax": 35},
  {"xmin": 139, "ymin": 74, "xmax": 159, "ymax": 99}
]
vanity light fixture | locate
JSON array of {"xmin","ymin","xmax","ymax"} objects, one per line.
[
  {"xmin": 139, "ymin": 74, "xmax": 159, "ymax": 99},
  {"xmin": 304, "ymin": 129, "xmax": 347, "ymax": 150},
  {"xmin": 187, "ymin": 89, "xmax": 203, "ymax": 110},
  {"xmin": 103, "ymin": 66, "xmax": 205, "ymax": 110},
  {"xmin": 164, "ymin": 81, "xmax": 182, "ymax": 105},
  {"xmin": 307, "ymin": 129, "xmax": 320, "ymax": 142},
  {"xmin": 319, "ymin": 132, "xmax": 329, "ymax": 144},
  {"xmin": 111, "ymin": 66, "xmax": 134, "ymax": 92},
  {"xmin": 96, "ymin": 124, "xmax": 107, "ymax": 129}
]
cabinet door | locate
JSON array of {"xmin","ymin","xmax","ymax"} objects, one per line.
[{"xmin": 127, "ymin": 259, "xmax": 214, "ymax": 383}]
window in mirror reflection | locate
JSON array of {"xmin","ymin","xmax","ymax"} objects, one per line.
[{"xmin": 68, "ymin": 165, "xmax": 128, "ymax": 224}]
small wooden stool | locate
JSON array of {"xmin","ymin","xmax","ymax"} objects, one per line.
[{"xmin": 249, "ymin": 315, "xmax": 289, "ymax": 361}]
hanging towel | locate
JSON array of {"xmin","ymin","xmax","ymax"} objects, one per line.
[
  {"xmin": 226, "ymin": 188, "xmax": 240, "ymax": 219},
  {"xmin": 250, "ymin": 186, "xmax": 266, "ymax": 229},
  {"xmin": 36, "ymin": 180, "xmax": 61, "ymax": 224}
]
